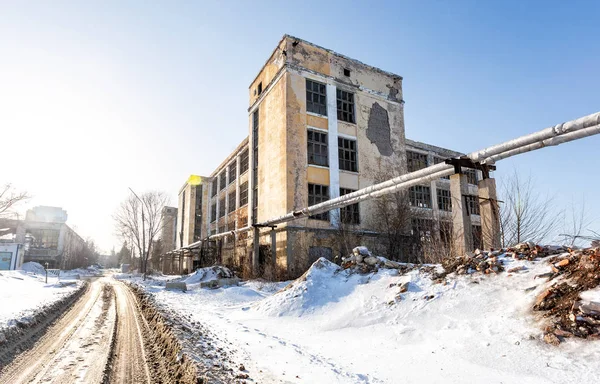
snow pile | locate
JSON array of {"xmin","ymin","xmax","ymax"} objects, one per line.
[
  {"xmin": 61, "ymin": 266, "xmax": 102, "ymax": 278},
  {"xmin": 182, "ymin": 265, "xmax": 235, "ymax": 285},
  {"xmin": 21, "ymin": 261, "xmax": 46, "ymax": 275},
  {"xmin": 0, "ymin": 270, "xmax": 81, "ymax": 330},
  {"xmin": 254, "ymin": 257, "xmax": 389, "ymax": 317}
]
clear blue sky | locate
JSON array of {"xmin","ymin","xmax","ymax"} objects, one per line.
[{"xmin": 1, "ymin": 0, "xmax": 599, "ymax": 251}]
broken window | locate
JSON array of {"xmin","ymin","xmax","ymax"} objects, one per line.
[
  {"xmin": 306, "ymin": 79, "xmax": 327, "ymax": 116},
  {"xmin": 308, "ymin": 183, "xmax": 329, "ymax": 221},
  {"xmin": 219, "ymin": 172, "xmax": 226, "ymax": 191},
  {"xmin": 464, "ymin": 169, "xmax": 478, "ymax": 185},
  {"xmin": 409, "ymin": 185, "xmax": 432, "ymax": 208},
  {"xmin": 240, "ymin": 149, "xmax": 249, "ymax": 174},
  {"xmin": 337, "ymin": 89, "xmax": 355, "ymax": 123},
  {"xmin": 437, "ymin": 189, "xmax": 452, "ymax": 211},
  {"xmin": 239, "ymin": 181, "xmax": 248, "ymax": 206},
  {"xmin": 219, "ymin": 197, "xmax": 226, "ymax": 218},
  {"xmin": 433, "ymin": 157, "xmax": 450, "ymax": 180},
  {"xmin": 411, "ymin": 218, "xmax": 434, "ymax": 241},
  {"xmin": 307, "ymin": 129, "xmax": 328, "ymax": 167},
  {"xmin": 407, "ymin": 151, "xmax": 428, "ymax": 172},
  {"xmin": 210, "ymin": 203, "xmax": 217, "ymax": 223},
  {"xmin": 343, "ymin": 68, "xmax": 351, "ymax": 77},
  {"xmin": 340, "ymin": 188, "xmax": 360, "ymax": 224},
  {"xmin": 228, "ymin": 162, "xmax": 237, "ymax": 184},
  {"xmin": 466, "ymin": 195, "xmax": 480, "ymax": 215},
  {"xmin": 338, "ymin": 137, "xmax": 357, "ymax": 172},
  {"xmin": 228, "ymin": 191, "xmax": 236, "ymax": 213},
  {"xmin": 257, "ymin": 82, "xmax": 263, "ymax": 95}
]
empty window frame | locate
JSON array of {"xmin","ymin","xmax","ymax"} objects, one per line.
[
  {"xmin": 338, "ymin": 137, "xmax": 357, "ymax": 172},
  {"xmin": 240, "ymin": 149, "xmax": 249, "ymax": 174},
  {"xmin": 340, "ymin": 188, "xmax": 360, "ymax": 224},
  {"xmin": 472, "ymin": 225, "xmax": 483, "ymax": 250},
  {"xmin": 308, "ymin": 183, "xmax": 329, "ymax": 221},
  {"xmin": 409, "ymin": 185, "xmax": 432, "ymax": 208},
  {"xmin": 336, "ymin": 89, "xmax": 355, "ymax": 123},
  {"xmin": 228, "ymin": 191, "xmax": 236, "ymax": 213},
  {"xmin": 219, "ymin": 172, "xmax": 226, "ymax": 191},
  {"xmin": 257, "ymin": 82, "xmax": 263, "ymax": 95},
  {"xmin": 211, "ymin": 180, "xmax": 218, "ymax": 197},
  {"xmin": 466, "ymin": 195, "xmax": 480, "ymax": 215},
  {"xmin": 307, "ymin": 130, "xmax": 328, "ymax": 167},
  {"xmin": 211, "ymin": 203, "xmax": 217, "ymax": 223},
  {"xmin": 228, "ymin": 162, "xmax": 237, "ymax": 184},
  {"xmin": 407, "ymin": 151, "xmax": 428, "ymax": 172},
  {"xmin": 411, "ymin": 218, "xmax": 434, "ymax": 240},
  {"xmin": 219, "ymin": 197, "xmax": 226, "ymax": 218},
  {"xmin": 433, "ymin": 157, "xmax": 450, "ymax": 180},
  {"xmin": 437, "ymin": 189, "xmax": 452, "ymax": 211},
  {"xmin": 464, "ymin": 169, "xmax": 478, "ymax": 185},
  {"xmin": 239, "ymin": 181, "xmax": 249, "ymax": 206},
  {"xmin": 306, "ymin": 79, "xmax": 327, "ymax": 116}
]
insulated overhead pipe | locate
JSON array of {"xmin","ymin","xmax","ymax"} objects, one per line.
[{"xmin": 196, "ymin": 111, "xmax": 600, "ymax": 242}]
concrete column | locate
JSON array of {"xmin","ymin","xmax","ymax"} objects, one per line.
[
  {"xmin": 478, "ymin": 178, "xmax": 501, "ymax": 250},
  {"xmin": 450, "ymin": 173, "xmax": 473, "ymax": 255},
  {"xmin": 270, "ymin": 229, "xmax": 277, "ymax": 267},
  {"xmin": 326, "ymin": 83, "xmax": 340, "ymax": 227},
  {"xmin": 253, "ymin": 227, "xmax": 260, "ymax": 274}
]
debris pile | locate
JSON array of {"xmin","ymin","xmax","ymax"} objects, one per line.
[
  {"xmin": 341, "ymin": 247, "xmax": 415, "ymax": 274},
  {"xmin": 532, "ymin": 247, "xmax": 600, "ymax": 344}
]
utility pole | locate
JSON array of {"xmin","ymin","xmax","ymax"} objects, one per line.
[{"xmin": 129, "ymin": 188, "xmax": 147, "ymax": 280}]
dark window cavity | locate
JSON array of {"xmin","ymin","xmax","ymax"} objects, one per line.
[
  {"xmin": 257, "ymin": 82, "xmax": 263, "ymax": 95},
  {"xmin": 307, "ymin": 130, "xmax": 328, "ymax": 167},
  {"xmin": 472, "ymin": 225, "xmax": 483, "ymax": 250},
  {"xmin": 411, "ymin": 218, "xmax": 434, "ymax": 241},
  {"xmin": 306, "ymin": 79, "xmax": 327, "ymax": 116},
  {"xmin": 409, "ymin": 185, "xmax": 432, "ymax": 208},
  {"xmin": 466, "ymin": 195, "xmax": 480, "ymax": 215},
  {"xmin": 219, "ymin": 197, "xmax": 226, "ymax": 218},
  {"xmin": 211, "ymin": 180, "xmax": 218, "ymax": 197},
  {"xmin": 228, "ymin": 191, "xmax": 236, "ymax": 213},
  {"xmin": 337, "ymin": 89, "xmax": 355, "ymax": 123},
  {"xmin": 464, "ymin": 169, "xmax": 478, "ymax": 185},
  {"xmin": 211, "ymin": 203, "xmax": 217, "ymax": 223},
  {"xmin": 340, "ymin": 188, "xmax": 360, "ymax": 224},
  {"xmin": 239, "ymin": 181, "xmax": 248, "ymax": 206},
  {"xmin": 343, "ymin": 68, "xmax": 351, "ymax": 77},
  {"xmin": 219, "ymin": 172, "xmax": 226, "ymax": 191},
  {"xmin": 228, "ymin": 162, "xmax": 237, "ymax": 184},
  {"xmin": 407, "ymin": 151, "xmax": 428, "ymax": 172},
  {"xmin": 308, "ymin": 183, "xmax": 329, "ymax": 221},
  {"xmin": 338, "ymin": 137, "xmax": 357, "ymax": 172},
  {"xmin": 252, "ymin": 109, "xmax": 259, "ymax": 223},
  {"xmin": 437, "ymin": 189, "xmax": 452, "ymax": 211},
  {"xmin": 240, "ymin": 149, "xmax": 249, "ymax": 174}
]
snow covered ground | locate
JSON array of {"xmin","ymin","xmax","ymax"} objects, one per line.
[
  {"xmin": 0, "ymin": 269, "xmax": 82, "ymax": 329},
  {"xmin": 131, "ymin": 254, "xmax": 600, "ymax": 384}
]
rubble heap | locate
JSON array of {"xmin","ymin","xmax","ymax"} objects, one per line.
[
  {"xmin": 533, "ymin": 247, "xmax": 600, "ymax": 344},
  {"xmin": 341, "ymin": 247, "xmax": 416, "ymax": 274},
  {"xmin": 435, "ymin": 243, "xmax": 568, "ymax": 280}
]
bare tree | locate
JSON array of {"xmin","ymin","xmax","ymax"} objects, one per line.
[
  {"xmin": 0, "ymin": 184, "xmax": 29, "ymax": 218},
  {"xmin": 559, "ymin": 198, "xmax": 592, "ymax": 247},
  {"xmin": 114, "ymin": 191, "xmax": 169, "ymax": 278},
  {"xmin": 369, "ymin": 189, "xmax": 414, "ymax": 262},
  {"xmin": 499, "ymin": 171, "xmax": 562, "ymax": 247}
]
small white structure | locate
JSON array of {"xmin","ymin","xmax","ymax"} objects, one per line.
[{"xmin": 0, "ymin": 243, "xmax": 24, "ymax": 270}]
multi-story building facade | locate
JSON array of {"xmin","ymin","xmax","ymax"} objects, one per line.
[{"xmin": 173, "ymin": 35, "xmax": 481, "ymax": 276}]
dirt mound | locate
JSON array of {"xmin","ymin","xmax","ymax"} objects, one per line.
[{"xmin": 532, "ymin": 247, "xmax": 600, "ymax": 343}]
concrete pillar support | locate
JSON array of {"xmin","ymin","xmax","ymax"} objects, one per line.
[
  {"xmin": 478, "ymin": 178, "xmax": 501, "ymax": 250},
  {"xmin": 450, "ymin": 173, "xmax": 473, "ymax": 255},
  {"xmin": 270, "ymin": 229, "xmax": 277, "ymax": 267},
  {"xmin": 252, "ymin": 227, "xmax": 260, "ymax": 274}
]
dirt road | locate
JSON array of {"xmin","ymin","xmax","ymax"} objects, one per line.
[{"xmin": 0, "ymin": 277, "xmax": 158, "ymax": 383}]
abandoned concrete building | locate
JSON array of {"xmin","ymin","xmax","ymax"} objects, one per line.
[
  {"xmin": 164, "ymin": 35, "xmax": 492, "ymax": 276},
  {"xmin": 0, "ymin": 206, "xmax": 86, "ymax": 269}
]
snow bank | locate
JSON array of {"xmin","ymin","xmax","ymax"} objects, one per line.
[
  {"xmin": 0, "ymin": 271, "xmax": 82, "ymax": 330},
  {"xmin": 21, "ymin": 261, "xmax": 46, "ymax": 275},
  {"xmin": 254, "ymin": 258, "xmax": 383, "ymax": 317},
  {"xmin": 181, "ymin": 265, "xmax": 235, "ymax": 285}
]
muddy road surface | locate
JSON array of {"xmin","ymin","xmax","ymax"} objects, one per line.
[{"xmin": 0, "ymin": 277, "xmax": 186, "ymax": 384}]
